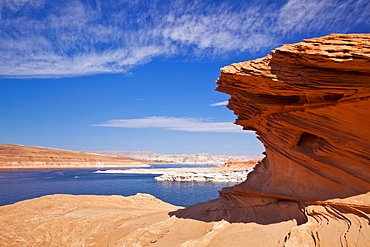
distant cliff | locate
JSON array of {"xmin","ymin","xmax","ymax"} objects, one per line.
[
  {"xmin": 80, "ymin": 150, "xmax": 263, "ymax": 164},
  {"xmin": 0, "ymin": 143, "xmax": 149, "ymax": 168}
]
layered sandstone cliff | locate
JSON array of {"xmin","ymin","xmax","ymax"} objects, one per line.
[
  {"xmin": 174, "ymin": 34, "xmax": 370, "ymax": 246},
  {"xmin": 0, "ymin": 143, "xmax": 149, "ymax": 168}
]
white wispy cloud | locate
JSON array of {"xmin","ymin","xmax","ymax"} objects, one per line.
[
  {"xmin": 0, "ymin": 0, "xmax": 369, "ymax": 78},
  {"xmin": 209, "ymin": 101, "xmax": 228, "ymax": 107},
  {"xmin": 93, "ymin": 116, "xmax": 245, "ymax": 133}
]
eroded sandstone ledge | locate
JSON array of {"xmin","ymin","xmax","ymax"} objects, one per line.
[
  {"xmin": 173, "ymin": 34, "xmax": 370, "ymax": 246},
  {"xmin": 0, "ymin": 194, "xmax": 300, "ymax": 247}
]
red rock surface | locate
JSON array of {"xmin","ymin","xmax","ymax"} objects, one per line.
[
  {"xmin": 174, "ymin": 34, "xmax": 370, "ymax": 246},
  {"xmin": 220, "ymin": 159, "xmax": 261, "ymax": 169},
  {"xmin": 0, "ymin": 194, "xmax": 297, "ymax": 246},
  {"xmin": 0, "ymin": 143, "xmax": 149, "ymax": 168},
  {"xmin": 0, "ymin": 194, "xmax": 181, "ymax": 246}
]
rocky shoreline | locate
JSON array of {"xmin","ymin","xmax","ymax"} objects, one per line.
[
  {"xmin": 155, "ymin": 169, "xmax": 252, "ymax": 183},
  {"xmin": 95, "ymin": 166, "xmax": 254, "ymax": 183}
]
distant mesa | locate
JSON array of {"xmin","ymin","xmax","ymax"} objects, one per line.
[
  {"xmin": 80, "ymin": 150, "xmax": 264, "ymax": 164},
  {"xmin": 0, "ymin": 143, "xmax": 263, "ymax": 169},
  {"xmin": 0, "ymin": 143, "xmax": 150, "ymax": 168}
]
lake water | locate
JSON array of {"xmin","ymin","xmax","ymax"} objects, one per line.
[{"xmin": 0, "ymin": 164, "xmax": 236, "ymax": 207}]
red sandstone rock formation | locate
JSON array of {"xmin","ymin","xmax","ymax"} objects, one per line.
[
  {"xmin": 220, "ymin": 159, "xmax": 261, "ymax": 169},
  {"xmin": 174, "ymin": 34, "xmax": 370, "ymax": 246},
  {"xmin": 0, "ymin": 143, "xmax": 149, "ymax": 168}
]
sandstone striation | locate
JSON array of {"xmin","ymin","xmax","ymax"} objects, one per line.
[
  {"xmin": 173, "ymin": 34, "xmax": 370, "ymax": 246},
  {"xmin": 0, "ymin": 143, "xmax": 149, "ymax": 168}
]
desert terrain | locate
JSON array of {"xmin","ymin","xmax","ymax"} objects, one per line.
[
  {"xmin": 1, "ymin": 33, "xmax": 370, "ymax": 246},
  {"xmin": 0, "ymin": 143, "xmax": 150, "ymax": 169}
]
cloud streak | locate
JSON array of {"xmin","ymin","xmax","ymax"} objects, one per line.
[
  {"xmin": 93, "ymin": 116, "xmax": 245, "ymax": 133},
  {"xmin": 209, "ymin": 101, "xmax": 228, "ymax": 107},
  {"xmin": 1, "ymin": 0, "xmax": 369, "ymax": 78}
]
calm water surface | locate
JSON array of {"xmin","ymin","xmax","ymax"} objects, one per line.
[{"xmin": 0, "ymin": 164, "xmax": 236, "ymax": 207}]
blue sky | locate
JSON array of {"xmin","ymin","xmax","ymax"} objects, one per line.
[{"xmin": 1, "ymin": 0, "xmax": 369, "ymax": 154}]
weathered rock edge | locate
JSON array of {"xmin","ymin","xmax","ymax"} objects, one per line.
[{"xmin": 172, "ymin": 34, "xmax": 370, "ymax": 246}]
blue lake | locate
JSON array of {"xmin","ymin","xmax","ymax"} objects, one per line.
[{"xmin": 0, "ymin": 164, "xmax": 235, "ymax": 207}]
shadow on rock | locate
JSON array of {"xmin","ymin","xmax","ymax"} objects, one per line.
[{"xmin": 169, "ymin": 194, "xmax": 308, "ymax": 226}]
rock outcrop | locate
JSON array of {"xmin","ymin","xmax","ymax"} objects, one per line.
[
  {"xmin": 0, "ymin": 194, "xmax": 180, "ymax": 246},
  {"xmin": 154, "ymin": 169, "xmax": 251, "ymax": 183},
  {"xmin": 173, "ymin": 34, "xmax": 370, "ymax": 246},
  {"xmin": 0, "ymin": 143, "xmax": 149, "ymax": 168},
  {"xmin": 220, "ymin": 159, "xmax": 262, "ymax": 169},
  {"xmin": 0, "ymin": 194, "xmax": 302, "ymax": 247}
]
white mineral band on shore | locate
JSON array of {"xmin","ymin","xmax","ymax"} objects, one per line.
[{"xmin": 95, "ymin": 168, "xmax": 254, "ymax": 183}]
